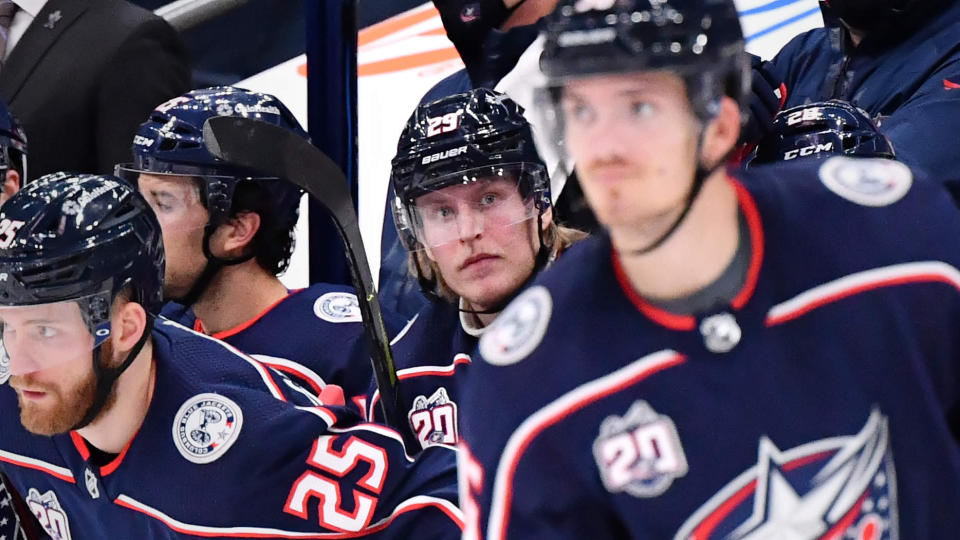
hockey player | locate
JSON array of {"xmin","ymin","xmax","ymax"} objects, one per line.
[
  {"xmin": 750, "ymin": 99, "xmax": 895, "ymax": 165},
  {"xmin": 0, "ymin": 99, "xmax": 27, "ymax": 205},
  {"xmin": 118, "ymin": 87, "xmax": 399, "ymax": 408},
  {"xmin": 755, "ymin": 0, "xmax": 960, "ymax": 197},
  {"xmin": 370, "ymin": 88, "xmax": 585, "ymax": 451},
  {"xmin": 0, "ymin": 173, "xmax": 462, "ymax": 539},
  {"xmin": 459, "ymin": 0, "xmax": 960, "ymax": 538}
]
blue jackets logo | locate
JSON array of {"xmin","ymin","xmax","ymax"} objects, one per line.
[
  {"xmin": 25, "ymin": 488, "xmax": 72, "ymax": 540},
  {"xmin": 592, "ymin": 401, "xmax": 689, "ymax": 498},
  {"xmin": 676, "ymin": 408, "xmax": 897, "ymax": 539},
  {"xmin": 173, "ymin": 393, "xmax": 244, "ymax": 464},
  {"xmin": 819, "ymin": 157, "xmax": 912, "ymax": 207},
  {"xmin": 0, "ymin": 341, "xmax": 9, "ymax": 385},
  {"xmin": 314, "ymin": 292, "xmax": 363, "ymax": 323},
  {"xmin": 480, "ymin": 285, "xmax": 552, "ymax": 366}
]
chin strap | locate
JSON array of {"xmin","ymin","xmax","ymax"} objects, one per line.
[
  {"xmin": 174, "ymin": 224, "xmax": 255, "ymax": 307},
  {"xmin": 625, "ymin": 127, "xmax": 724, "ymax": 257},
  {"xmin": 72, "ymin": 314, "xmax": 155, "ymax": 431},
  {"xmin": 458, "ymin": 211, "xmax": 552, "ymax": 316}
]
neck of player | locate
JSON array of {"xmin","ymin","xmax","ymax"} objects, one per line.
[
  {"xmin": 77, "ymin": 341, "xmax": 156, "ymax": 454},
  {"xmin": 613, "ymin": 170, "xmax": 740, "ymax": 305},
  {"xmin": 192, "ymin": 260, "xmax": 290, "ymax": 335}
]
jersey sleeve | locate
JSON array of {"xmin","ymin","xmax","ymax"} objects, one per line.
[
  {"xmin": 876, "ymin": 57, "xmax": 960, "ymax": 199},
  {"xmin": 133, "ymin": 393, "xmax": 463, "ymax": 538}
]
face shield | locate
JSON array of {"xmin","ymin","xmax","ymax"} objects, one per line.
[
  {"xmin": 0, "ymin": 294, "xmax": 111, "ymax": 377},
  {"xmin": 115, "ymin": 166, "xmax": 209, "ymax": 234},
  {"xmin": 395, "ymin": 163, "xmax": 545, "ymax": 252}
]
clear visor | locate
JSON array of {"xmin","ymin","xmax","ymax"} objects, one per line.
[
  {"xmin": 115, "ymin": 166, "xmax": 208, "ymax": 233},
  {"xmin": 0, "ymin": 295, "xmax": 110, "ymax": 377},
  {"xmin": 403, "ymin": 164, "xmax": 540, "ymax": 251}
]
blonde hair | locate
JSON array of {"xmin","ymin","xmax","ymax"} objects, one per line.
[{"xmin": 410, "ymin": 220, "xmax": 588, "ymax": 302}]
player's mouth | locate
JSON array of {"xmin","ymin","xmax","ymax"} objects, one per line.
[
  {"xmin": 10, "ymin": 382, "xmax": 49, "ymax": 400},
  {"xmin": 585, "ymin": 165, "xmax": 635, "ymax": 186},
  {"xmin": 459, "ymin": 253, "xmax": 499, "ymax": 271},
  {"xmin": 15, "ymin": 388, "xmax": 48, "ymax": 401}
]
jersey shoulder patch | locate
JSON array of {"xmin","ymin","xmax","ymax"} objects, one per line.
[
  {"xmin": 818, "ymin": 156, "xmax": 912, "ymax": 207},
  {"xmin": 313, "ymin": 291, "xmax": 362, "ymax": 323},
  {"xmin": 172, "ymin": 393, "xmax": 244, "ymax": 464},
  {"xmin": 479, "ymin": 285, "xmax": 552, "ymax": 367}
]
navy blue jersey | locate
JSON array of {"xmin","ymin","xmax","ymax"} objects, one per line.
[
  {"xmin": 0, "ymin": 319, "xmax": 462, "ymax": 539},
  {"xmin": 460, "ymin": 157, "xmax": 960, "ymax": 539},
  {"xmin": 766, "ymin": 2, "xmax": 960, "ymax": 195},
  {"xmin": 367, "ymin": 299, "xmax": 475, "ymax": 452},
  {"xmin": 161, "ymin": 283, "xmax": 408, "ymax": 410}
]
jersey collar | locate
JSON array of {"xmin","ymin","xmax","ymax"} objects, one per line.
[{"xmin": 613, "ymin": 175, "xmax": 765, "ymax": 331}]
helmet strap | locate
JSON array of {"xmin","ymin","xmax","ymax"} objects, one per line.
[
  {"xmin": 624, "ymin": 126, "xmax": 720, "ymax": 257},
  {"xmin": 72, "ymin": 314, "xmax": 155, "ymax": 431},
  {"xmin": 175, "ymin": 223, "xmax": 255, "ymax": 307}
]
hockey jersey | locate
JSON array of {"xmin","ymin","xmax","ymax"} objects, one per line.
[
  {"xmin": 765, "ymin": 1, "xmax": 960, "ymax": 196},
  {"xmin": 161, "ymin": 283, "xmax": 407, "ymax": 410},
  {"xmin": 367, "ymin": 299, "xmax": 475, "ymax": 452},
  {"xmin": 460, "ymin": 157, "xmax": 960, "ymax": 539},
  {"xmin": 0, "ymin": 318, "xmax": 462, "ymax": 539}
]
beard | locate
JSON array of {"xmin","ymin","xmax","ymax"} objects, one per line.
[
  {"xmin": 11, "ymin": 369, "xmax": 97, "ymax": 436},
  {"xmin": 10, "ymin": 341, "xmax": 120, "ymax": 436}
]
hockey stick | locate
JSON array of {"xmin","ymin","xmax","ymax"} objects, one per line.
[{"xmin": 202, "ymin": 116, "xmax": 414, "ymax": 448}]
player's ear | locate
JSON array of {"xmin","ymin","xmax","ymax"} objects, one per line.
[
  {"xmin": 214, "ymin": 211, "xmax": 261, "ymax": 257},
  {"xmin": 540, "ymin": 206, "xmax": 554, "ymax": 230},
  {"xmin": 0, "ymin": 169, "xmax": 21, "ymax": 205},
  {"xmin": 111, "ymin": 299, "xmax": 148, "ymax": 355},
  {"xmin": 701, "ymin": 96, "xmax": 742, "ymax": 165}
]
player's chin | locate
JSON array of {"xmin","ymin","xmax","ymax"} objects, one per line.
[{"xmin": 19, "ymin": 400, "xmax": 76, "ymax": 436}]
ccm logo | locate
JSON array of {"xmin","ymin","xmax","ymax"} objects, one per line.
[
  {"xmin": 421, "ymin": 146, "xmax": 467, "ymax": 165},
  {"xmin": 784, "ymin": 142, "xmax": 833, "ymax": 160}
]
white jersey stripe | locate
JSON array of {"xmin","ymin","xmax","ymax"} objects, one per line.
[
  {"xmin": 114, "ymin": 493, "xmax": 463, "ymax": 538},
  {"xmin": 367, "ymin": 354, "xmax": 471, "ymax": 421},
  {"xmin": 0, "ymin": 449, "xmax": 75, "ymax": 483},
  {"xmin": 487, "ymin": 350, "xmax": 684, "ymax": 540},
  {"xmin": 766, "ymin": 261, "xmax": 960, "ymax": 326}
]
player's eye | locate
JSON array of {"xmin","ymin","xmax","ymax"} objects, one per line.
[
  {"xmin": 562, "ymin": 99, "xmax": 595, "ymax": 124},
  {"xmin": 479, "ymin": 193, "xmax": 499, "ymax": 207},
  {"xmin": 35, "ymin": 326, "xmax": 58, "ymax": 339},
  {"xmin": 629, "ymin": 101, "xmax": 655, "ymax": 119}
]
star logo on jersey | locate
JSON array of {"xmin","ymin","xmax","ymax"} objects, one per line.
[
  {"xmin": 818, "ymin": 156, "xmax": 912, "ymax": 207},
  {"xmin": 593, "ymin": 401, "xmax": 689, "ymax": 498},
  {"xmin": 313, "ymin": 292, "xmax": 362, "ymax": 324},
  {"xmin": 944, "ymin": 78, "xmax": 960, "ymax": 90},
  {"xmin": 173, "ymin": 393, "xmax": 244, "ymax": 464},
  {"xmin": 408, "ymin": 387, "xmax": 459, "ymax": 449},
  {"xmin": 480, "ymin": 285, "xmax": 552, "ymax": 366},
  {"xmin": 25, "ymin": 488, "xmax": 72, "ymax": 540},
  {"xmin": 675, "ymin": 408, "xmax": 898, "ymax": 539}
]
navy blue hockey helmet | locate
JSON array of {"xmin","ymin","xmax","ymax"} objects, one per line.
[
  {"xmin": 0, "ymin": 99, "xmax": 27, "ymax": 180},
  {"xmin": 390, "ymin": 88, "xmax": 550, "ymax": 252},
  {"xmin": 540, "ymin": 0, "xmax": 750, "ymax": 122},
  {"xmin": 123, "ymin": 86, "xmax": 306, "ymax": 230},
  {"xmin": 751, "ymin": 100, "xmax": 894, "ymax": 165},
  {"xmin": 0, "ymin": 172, "xmax": 164, "ymax": 316},
  {"xmin": 0, "ymin": 172, "xmax": 164, "ymax": 429}
]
